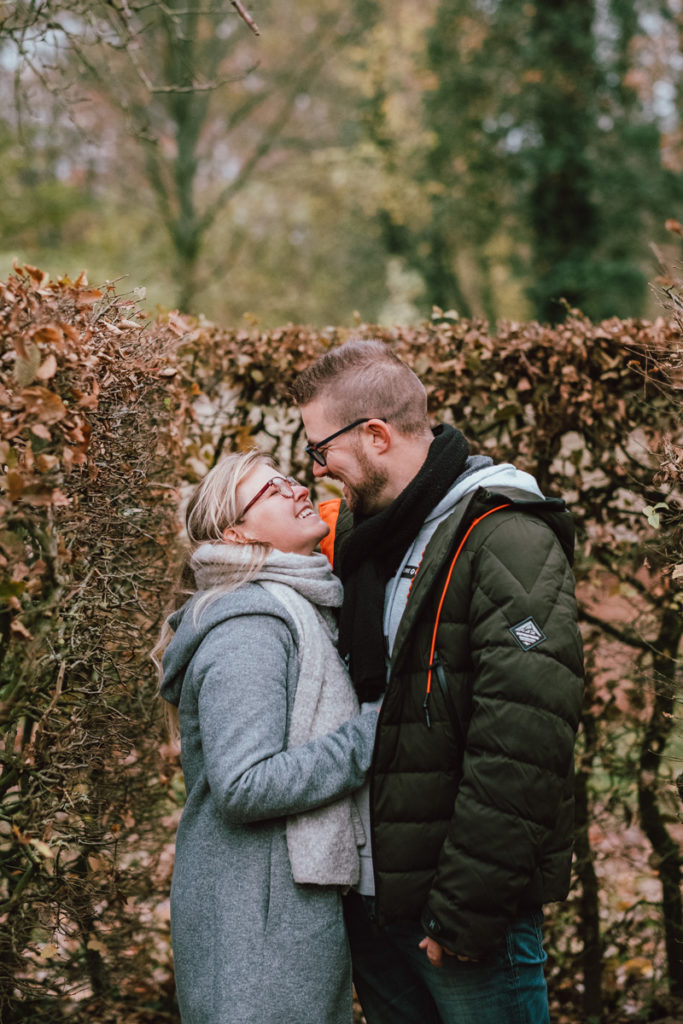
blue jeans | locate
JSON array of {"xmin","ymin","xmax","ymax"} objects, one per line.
[{"xmin": 343, "ymin": 892, "xmax": 550, "ymax": 1024}]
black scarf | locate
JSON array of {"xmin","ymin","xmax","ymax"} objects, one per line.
[{"xmin": 337, "ymin": 424, "xmax": 470, "ymax": 701}]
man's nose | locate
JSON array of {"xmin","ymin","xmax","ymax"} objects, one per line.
[{"xmin": 312, "ymin": 460, "xmax": 327, "ymax": 479}]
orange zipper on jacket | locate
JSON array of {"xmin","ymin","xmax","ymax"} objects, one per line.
[
  {"xmin": 423, "ymin": 503, "xmax": 511, "ymax": 727},
  {"xmin": 317, "ymin": 495, "xmax": 512, "ymax": 727}
]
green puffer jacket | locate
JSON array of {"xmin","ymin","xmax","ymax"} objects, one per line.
[{"xmin": 331, "ymin": 485, "xmax": 584, "ymax": 960}]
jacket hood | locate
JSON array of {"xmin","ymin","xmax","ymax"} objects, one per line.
[
  {"xmin": 431, "ymin": 459, "xmax": 575, "ymax": 566},
  {"xmin": 160, "ymin": 584, "xmax": 292, "ymax": 707},
  {"xmin": 426, "ymin": 459, "xmax": 545, "ymax": 524}
]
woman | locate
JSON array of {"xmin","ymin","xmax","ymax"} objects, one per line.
[{"xmin": 155, "ymin": 450, "xmax": 377, "ymax": 1024}]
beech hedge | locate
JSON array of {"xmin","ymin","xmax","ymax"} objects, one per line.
[{"xmin": 0, "ymin": 266, "xmax": 681, "ymax": 1023}]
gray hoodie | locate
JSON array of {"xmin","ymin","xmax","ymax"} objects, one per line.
[{"xmin": 383, "ymin": 459, "xmax": 544, "ymax": 656}]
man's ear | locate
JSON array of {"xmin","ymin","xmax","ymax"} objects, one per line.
[{"xmin": 366, "ymin": 418, "xmax": 391, "ymax": 453}]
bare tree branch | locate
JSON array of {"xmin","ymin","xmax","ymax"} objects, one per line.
[
  {"xmin": 580, "ymin": 607, "xmax": 662, "ymax": 654},
  {"xmin": 231, "ymin": 0, "xmax": 260, "ymax": 37}
]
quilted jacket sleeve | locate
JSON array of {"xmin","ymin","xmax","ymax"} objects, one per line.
[{"xmin": 421, "ymin": 511, "xmax": 584, "ymax": 958}]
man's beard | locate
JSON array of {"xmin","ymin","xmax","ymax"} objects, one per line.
[{"xmin": 344, "ymin": 444, "xmax": 388, "ymax": 517}]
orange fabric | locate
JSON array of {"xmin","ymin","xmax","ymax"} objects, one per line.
[
  {"xmin": 318, "ymin": 498, "xmax": 342, "ymax": 566},
  {"xmin": 426, "ymin": 504, "xmax": 511, "ymax": 698}
]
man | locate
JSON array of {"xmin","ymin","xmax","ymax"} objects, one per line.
[{"xmin": 291, "ymin": 340, "xmax": 584, "ymax": 1024}]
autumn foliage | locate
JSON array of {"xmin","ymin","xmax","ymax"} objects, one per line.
[
  {"xmin": 0, "ymin": 267, "xmax": 189, "ymax": 1021},
  {"xmin": 1, "ymin": 267, "xmax": 681, "ymax": 1023}
]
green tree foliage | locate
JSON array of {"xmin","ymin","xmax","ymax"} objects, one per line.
[
  {"xmin": 422, "ymin": 0, "xmax": 524, "ymax": 319},
  {"xmin": 524, "ymin": 0, "xmax": 602, "ymax": 321},
  {"xmin": 0, "ymin": 2, "xmax": 682, "ymax": 326},
  {"xmin": 0, "ymin": 109, "xmax": 98, "ymax": 254},
  {"xmin": 421, "ymin": 0, "xmax": 682, "ymax": 323},
  {"xmin": 1, "ymin": 1, "xmax": 376, "ymax": 314}
]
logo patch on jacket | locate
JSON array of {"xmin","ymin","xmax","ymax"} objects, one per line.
[{"xmin": 509, "ymin": 617, "xmax": 546, "ymax": 650}]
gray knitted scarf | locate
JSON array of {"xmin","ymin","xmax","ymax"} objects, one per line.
[{"xmin": 191, "ymin": 544, "xmax": 365, "ymax": 886}]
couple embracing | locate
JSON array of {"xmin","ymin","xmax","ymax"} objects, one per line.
[{"xmin": 156, "ymin": 340, "xmax": 584, "ymax": 1024}]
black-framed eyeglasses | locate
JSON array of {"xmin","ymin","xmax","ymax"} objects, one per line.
[
  {"xmin": 237, "ymin": 475, "xmax": 298, "ymax": 521},
  {"xmin": 304, "ymin": 418, "xmax": 385, "ymax": 467}
]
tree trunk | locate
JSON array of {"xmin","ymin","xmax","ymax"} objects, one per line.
[
  {"xmin": 637, "ymin": 605, "xmax": 683, "ymax": 996},
  {"xmin": 163, "ymin": 4, "xmax": 205, "ymax": 313},
  {"xmin": 528, "ymin": 0, "xmax": 600, "ymax": 322},
  {"xmin": 421, "ymin": 218, "xmax": 472, "ymax": 317},
  {"xmin": 574, "ymin": 688, "xmax": 603, "ymax": 1019}
]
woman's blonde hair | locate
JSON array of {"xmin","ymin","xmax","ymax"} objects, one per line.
[
  {"xmin": 185, "ymin": 448, "xmax": 272, "ymax": 549},
  {"xmin": 152, "ymin": 449, "xmax": 275, "ymax": 736}
]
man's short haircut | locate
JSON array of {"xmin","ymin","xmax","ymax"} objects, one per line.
[{"xmin": 290, "ymin": 339, "xmax": 430, "ymax": 437}]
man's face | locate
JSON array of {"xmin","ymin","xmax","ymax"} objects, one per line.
[{"xmin": 300, "ymin": 400, "xmax": 389, "ymax": 516}]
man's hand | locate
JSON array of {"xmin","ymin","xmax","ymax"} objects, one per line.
[
  {"xmin": 418, "ymin": 936, "xmax": 454, "ymax": 968},
  {"xmin": 418, "ymin": 936, "xmax": 479, "ymax": 968}
]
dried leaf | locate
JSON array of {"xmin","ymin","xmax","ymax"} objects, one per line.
[
  {"xmin": 50, "ymin": 489, "xmax": 71, "ymax": 507},
  {"xmin": 38, "ymin": 943, "xmax": 60, "ymax": 961},
  {"xmin": 21, "ymin": 386, "xmax": 67, "ymax": 424},
  {"xmin": 14, "ymin": 344, "xmax": 42, "ymax": 387},
  {"xmin": 36, "ymin": 354, "xmax": 58, "ymax": 381},
  {"xmin": 12, "ymin": 335, "xmax": 30, "ymax": 361},
  {"xmin": 10, "ymin": 617, "xmax": 32, "ymax": 639},
  {"xmin": 77, "ymin": 391, "xmax": 99, "ymax": 410},
  {"xmin": 36, "ymin": 453, "xmax": 59, "ymax": 472},
  {"xmin": 30, "ymin": 423, "xmax": 52, "ymax": 441},
  {"xmin": 24, "ymin": 264, "xmax": 50, "ymax": 287},
  {"xmin": 30, "ymin": 837, "xmax": 55, "ymax": 859},
  {"xmin": 86, "ymin": 937, "xmax": 108, "ymax": 955},
  {"xmin": 32, "ymin": 325, "xmax": 64, "ymax": 346},
  {"xmin": 76, "ymin": 288, "xmax": 103, "ymax": 307},
  {"xmin": 166, "ymin": 310, "xmax": 190, "ymax": 336},
  {"xmin": 6, "ymin": 470, "xmax": 25, "ymax": 500}
]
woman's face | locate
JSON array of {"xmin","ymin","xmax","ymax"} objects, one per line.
[{"xmin": 227, "ymin": 462, "xmax": 330, "ymax": 555}]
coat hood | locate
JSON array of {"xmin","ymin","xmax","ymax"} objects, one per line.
[
  {"xmin": 160, "ymin": 585, "xmax": 293, "ymax": 707},
  {"xmin": 429, "ymin": 458, "xmax": 575, "ymax": 564},
  {"xmin": 427, "ymin": 458, "xmax": 545, "ymax": 524}
]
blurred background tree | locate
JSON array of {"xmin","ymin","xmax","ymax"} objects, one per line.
[{"xmin": 0, "ymin": 0, "xmax": 682, "ymax": 324}]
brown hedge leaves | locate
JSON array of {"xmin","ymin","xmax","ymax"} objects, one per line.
[{"xmin": 0, "ymin": 270, "xmax": 681, "ymax": 1021}]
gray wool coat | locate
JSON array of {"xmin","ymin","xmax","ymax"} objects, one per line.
[{"xmin": 160, "ymin": 584, "xmax": 377, "ymax": 1024}]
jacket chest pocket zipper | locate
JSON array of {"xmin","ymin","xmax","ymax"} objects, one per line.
[
  {"xmin": 424, "ymin": 648, "xmax": 449, "ymax": 728},
  {"xmin": 431, "ymin": 648, "xmax": 464, "ymax": 746}
]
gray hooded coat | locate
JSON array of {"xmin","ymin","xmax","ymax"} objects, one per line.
[{"xmin": 160, "ymin": 584, "xmax": 377, "ymax": 1024}]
